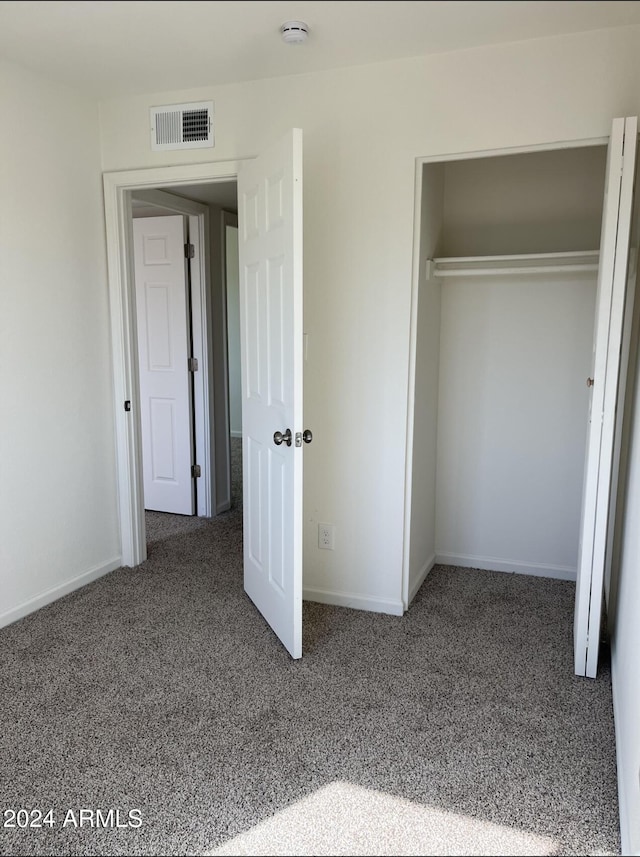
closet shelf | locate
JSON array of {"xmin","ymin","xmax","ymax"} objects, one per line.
[{"xmin": 427, "ymin": 250, "xmax": 600, "ymax": 278}]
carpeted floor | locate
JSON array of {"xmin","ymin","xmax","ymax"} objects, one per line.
[{"xmin": 0, "ymin": 438, "xmax": 620, "ymax": 856}]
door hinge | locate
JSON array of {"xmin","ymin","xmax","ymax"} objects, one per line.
[
  {"xmin": 188, "ymin": 357, "xmax": 198, "ymax": 372},
  {"xmin": 124, "ymin": 400, "xmax": 131, "ymax": 412},
  {"xmin": 184, "ymin": 243, "xmax": 195, "ymax": 259},
  {"xmin": 191, "ymin": 464, "xmax": 201, "ymax": 478}
]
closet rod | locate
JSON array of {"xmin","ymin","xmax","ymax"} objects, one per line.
[{"xmin": 428, "ymin": 250, "xmax": 600, "ymax": 279}]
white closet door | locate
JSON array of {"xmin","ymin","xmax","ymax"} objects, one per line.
[
  {"xmin": 238, "ymin": 129, "xmax": 304, "ymax": 659},
  {"xmin": 133, "ymin": 215, "xmax": 195, "ymax": 516},
  {"xmin": 574, "ymin": 116, "xmax": 638, "ymax": 678}
]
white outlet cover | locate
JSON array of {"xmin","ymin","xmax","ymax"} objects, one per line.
[{"xmin": 318, "ymin": 522, "xmax": 335, "ymax": 550}]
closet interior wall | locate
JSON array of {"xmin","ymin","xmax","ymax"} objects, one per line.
[{"xmin": 408, "ymin": 146, "xmax": 608, "ymax": 603}]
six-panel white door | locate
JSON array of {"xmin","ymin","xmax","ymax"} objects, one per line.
[
  {"xmin": 133, "ymin": 215, "xmax": 195, "ymax": 516},
  {"xmin": 574, "ymin": 116, "xmax": 638, "ymax": 677},
  {"xmin": 238, "ymin": 129, "xmax": 304, "ymax": 659}
]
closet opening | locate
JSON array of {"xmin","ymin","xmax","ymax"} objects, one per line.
[{"xmin": 404, "ymin": 141, "xmax": 615, "ymax": 672}]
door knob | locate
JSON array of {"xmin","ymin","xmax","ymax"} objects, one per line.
[
  {"xmin": 302, "ymin": 429, "xmax": 313, "ymax": 444},
  {"xmin": 273, "ymin": 429, "xmax": 292, "ymax": 447},
  {"xmin": 587, "ymin": 377, "xmax": 594, "ymax": 388}
]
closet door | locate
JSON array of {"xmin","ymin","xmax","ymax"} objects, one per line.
[{"xmin": 574, "ymin": 116, "xmax": 638, "ymax": 678}]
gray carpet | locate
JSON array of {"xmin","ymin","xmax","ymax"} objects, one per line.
[{"xmin": 0, "ymin": 440, "xmax": 620, "ymax": 855}]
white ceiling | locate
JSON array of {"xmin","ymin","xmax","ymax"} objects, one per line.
[
  {"xmin": 170, "ymin": 182, "xmax": 238, "ymax": 212},
  {"xmin": 132, "ymin": 182, "xmax": 238, "ymax": 212},
  {"xmin": 1, "ymin": 1, "xmax": 640, "ymax": 99}
]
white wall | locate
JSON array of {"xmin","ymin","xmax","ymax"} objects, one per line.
[
  {"xmin": 441, "ymin": 146, "xmax": 607, "ymax": 256},
  {"xmin": 608, "ymin": 180, "xmax": 640, "ymax": 856},
  {"xmin": 99, "ymin": 24, "xmax": 640, "ymax": 615},
  {"xmin": 225, "ymin": 225, "xmax": 242, "ymax": 437},
  {"xmin": 407, "ymin": 164, "xmax": 444, "ymax": 604},
  {"xmin": 611, "ymin": 344, "xmax": 640, "ymax": 857},
  {"xmin": 0, "ymin": 60, "xmax": 119, "ymax": 625},
  {"xmin": 435, "ymin": 273, "xmax": 597, "ymax": 577},
  {"xmin": 610, "ymin": 273, "xmax": 640, "ymax": 854}
]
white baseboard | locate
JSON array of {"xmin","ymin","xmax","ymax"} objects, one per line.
[
  {"xmin": 435, "ymin": 552, "xmax": 576, "ymax": 581},
  {"xmin": 230, "ymin": 430, "xmax": 242, "ymax": 438},
  {"xmin": 0, "ymin": 557, "xmax": 122, "ymax": 629},
  {"xmin": 303, "ymin": 586, "xmax": 404, "ymax": 616},
  {"xmin": 408, "ymin": 553, "xmax": 436, "ymax": 606}
]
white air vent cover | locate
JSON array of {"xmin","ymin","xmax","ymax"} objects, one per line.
[{"xmin": 150, "ymin": 101, "xmax": 214, "ymax": 151}]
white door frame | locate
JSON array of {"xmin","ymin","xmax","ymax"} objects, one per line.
[
  {"xmin": 222, "ymin": 211, "xmax": 240, "ymax": 438},
  {"xmin": 133, "ymin": 189, "xmax": 211, "ymax": 518},
  {"xmin": 402, "ymin": 134, "xmax": 609, "ymax": 611},
  {"xmin": 104, "ymin": 160, "xmax": 241, "ymax": 567}
]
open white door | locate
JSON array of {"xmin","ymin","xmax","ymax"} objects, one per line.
[
  {"xmin": 574, "ymin": 116, "xmax": 638, "ymax": 677},
  {"xmin": 237, "ymin": 130, "xmax": 304, "ymax": 659},
  {"xmin": 133, "ymin": 215, "xmax": 196, "ymax": 516}
]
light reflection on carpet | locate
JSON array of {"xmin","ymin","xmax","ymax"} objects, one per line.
[{"xmin": 208, "ymin": 780, "xmax": 564, "ymax": 856}]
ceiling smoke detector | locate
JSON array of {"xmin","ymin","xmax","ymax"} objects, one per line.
[{"xmin": 280, "ymin": 20, "xmax": 309, "ymax": 44}]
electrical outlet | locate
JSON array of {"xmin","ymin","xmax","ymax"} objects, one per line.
[{"xmin": 318, "ymin": 522, "xmax": 335, "ymax": 550}]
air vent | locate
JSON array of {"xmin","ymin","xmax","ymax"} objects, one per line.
[{"xmin": 150, "ymin": 101, "xmax": 214, "ymax": 151}]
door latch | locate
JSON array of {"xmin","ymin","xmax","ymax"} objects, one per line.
[{"xmin": 295, "ymin": 429, "xmax": 313, "ymax": 447}]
